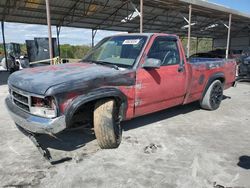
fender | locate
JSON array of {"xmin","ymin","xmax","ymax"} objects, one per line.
[
  {"xmin": 201, "ymin": 72, "xmax": 225, "ymax": 99},
  {"xmin": 64, "ymin": 87, "xmax": 128, "ymax": 127}
]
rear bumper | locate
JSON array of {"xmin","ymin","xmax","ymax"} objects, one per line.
[{"xmin": 5, "ymin": 96, "xmax": 66, "ymax": 134}]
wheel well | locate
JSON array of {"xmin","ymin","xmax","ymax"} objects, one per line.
[
  {"xmin": 216, "ymin": 77, "xmax": 225, "ymax": 84},
  {"xmin": 68, "ymin": 97, "xmax": 123, "ymax": 129},
  {"xmin": 201, "ymin": 76, "xmax": 225, "ymax": 100}
]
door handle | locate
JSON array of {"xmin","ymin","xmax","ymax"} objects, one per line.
[{"xmin": 178, "ymin": 65, "xmax": 185, "ymax": 72}]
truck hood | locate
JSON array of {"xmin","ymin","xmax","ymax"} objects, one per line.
[{"xmin": 8, "ymin": 62, "xmax": 135, "ymax": 95}]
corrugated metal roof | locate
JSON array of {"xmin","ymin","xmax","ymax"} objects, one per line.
[{"xmin": 0, "ymin": 0, "xmax": 250, "ymax": 38}]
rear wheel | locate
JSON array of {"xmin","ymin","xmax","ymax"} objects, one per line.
[
  {"xmin": 93, "ymin": 99, "xmax": 122, "ymax": 149},
  {"xmin": 200, "ymin": 80, "xmax": 223, "ymax": 110}
]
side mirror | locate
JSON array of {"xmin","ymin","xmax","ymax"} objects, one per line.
[{"xmin": 142, "ymin": 58, "xmax": 161, "ymax": 69}]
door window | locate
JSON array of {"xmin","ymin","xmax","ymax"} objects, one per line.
[{"xmin": 148, "ymin": 37, "xmax": 180, "ymax": 66}]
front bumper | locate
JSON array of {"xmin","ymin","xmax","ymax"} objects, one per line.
[{"xmin": 5, "ymin": 96, "xmax": 66, "ymax": 134}]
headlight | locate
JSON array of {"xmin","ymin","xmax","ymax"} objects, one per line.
[{"xmin": 30, "ymin": 96, "xmax": 57, "ymax": 118}]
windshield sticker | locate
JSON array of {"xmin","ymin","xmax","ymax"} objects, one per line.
[{"xmin": 122, "ymin": 39, "xmax": 140, "ymax": 45}]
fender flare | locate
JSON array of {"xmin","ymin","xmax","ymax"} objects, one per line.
[
  {"xmin": 64, "ymin": 87, "xmax": 128, "ymax": 127},
  {"xmin": 201, "ymin": 72, "xmax": 225, "ymax": 99}
]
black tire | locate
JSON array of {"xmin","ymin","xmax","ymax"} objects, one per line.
[
  {"xmin": 200, "ymin": 80, "xmax": 223, "ymax": 110},
  {"xmin": 93, "ymin": 99, "xmax": 122, "ymax": 149}
]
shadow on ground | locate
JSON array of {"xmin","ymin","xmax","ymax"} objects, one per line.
[
  {"xmin": 122, "ymin": 102, "xmax": 201, "ymax": 131},
  {"xmin": 19, "ymin": 127, "xmax": 97, "ymax": 164},
  {"xmin": 0, "ymin": 71, "xmax": 9, "ymax": 85},
  {"xmin": 123, "ymin": 95, "xmax": 231, "ymax": 131},
  {"xmin": 36, "ymin": 127, "xmax": 95, "ymax": 152},
  {"xmin": 238, "ymin": 156, "xmax": 250, "ymax": 170},
  {"xmin": 19, "ymin": 95, "xmax": 233, "ymax": 164},
  {"xmin": 35, "ymin": 102, "xmax": 201, "ymax": 158}
]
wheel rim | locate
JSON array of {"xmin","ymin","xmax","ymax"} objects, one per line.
[{"xmin": 210, "ymin": 83, "xmax": 223, "ymax": 107}]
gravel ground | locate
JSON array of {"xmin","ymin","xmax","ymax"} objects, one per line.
[{"xmin": 0, "ymin": 71, "xmax": 250, "ymax": 188}]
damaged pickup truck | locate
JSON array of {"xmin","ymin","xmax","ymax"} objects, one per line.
[{"xmin": 5, "ymin": 33, "xmax": 236, "ymax": 150}]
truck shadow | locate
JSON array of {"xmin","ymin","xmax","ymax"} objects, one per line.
[
  {"xmin": 123, "ymin": 102, "xmax": 200, "ymax": 131},
  {"xmin": 123, "ymin": 96, "xmax": 231, "ymax": 131},
  {"xmin": 33, "ymin": 128, "xmax": 96, "ymax": 164},
  {"xmin": 36, "ymin": 127, "xmax": 96, "ymax": 152},
  {"xmin": 33, "ymin": 96, "xmax": 231, "ymax": 164},
  {"xmin": 37, "ymin": 102, "xmax": 202, "ymax": 153}
]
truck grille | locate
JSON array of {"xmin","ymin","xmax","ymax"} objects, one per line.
[{"xmin": 10, "ymin": 88, "xmax": 30, "ymax": 112}]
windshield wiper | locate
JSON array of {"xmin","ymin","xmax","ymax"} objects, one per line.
[{"xmin": 88, "ymin": 60, "xmax": 119, "ymax": 70}]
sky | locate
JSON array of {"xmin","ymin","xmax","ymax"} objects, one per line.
[
  {"xmin": 0, "ymin": 0, "xmax": 249, "ymax": 46},
  {"xmin": 208, "ymin": 0, "xmax": 250, "ymax": 14}
]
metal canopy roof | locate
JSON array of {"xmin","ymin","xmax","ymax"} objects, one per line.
[{"xmin": 0, "ymin": 0, "xmax": 250, "ymax": 39}]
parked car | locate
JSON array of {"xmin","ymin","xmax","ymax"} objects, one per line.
[
  {"xmin": 1, "ymin": 43, "xmax": 29, "ymax": 72},
  {"xmin": 5, "ymin": 33, "xmax": 236, "ymax": 152},
  {"xmin": 190, "ymin": 52, "xmax": 218, "ymax": 58},
  {"xmin": 191, "ymin": 49, "xmax": 242, "ymax": 59},
  {"xmin": 237, "ymin": 48, "xmax": 250, "ymax": 80}
]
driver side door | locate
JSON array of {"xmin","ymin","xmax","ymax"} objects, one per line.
[{"xmin": 134, "ymin": 35, "xmax": 187, "ymax": 117}]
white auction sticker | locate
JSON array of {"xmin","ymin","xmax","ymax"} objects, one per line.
[{"xmin": 122, "ymin": 39, "xmax": 140, "ymax": 45}]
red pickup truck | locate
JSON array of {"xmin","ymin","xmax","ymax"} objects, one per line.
[{"xmin": 6, "ymin": 33, "xmax": 236, "ymax": 150}]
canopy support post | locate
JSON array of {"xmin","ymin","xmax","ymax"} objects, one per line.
[
  {"xmin": 196, "ymin": 37, "xmax": 199, "ymax": 54},
  {"xmin": 56, "ymin": 25, "xmax": 61, "ymax": 57},
  {"xmin": 226, "ymin": 14, "xmax": 232, "ymax": 59},
  {"xmin": 140, "ymin": 0, "xmax": 143, "ymax": 33},
  {"xmin": 92, "ymin": 29, "xmax": 97, "ymax": 48},
  {"xmin": 45, "ymin": 0, "xmax": 53, "ymax": 64},
  {"xmin": 1, "ymin": 21, "xmax": 8, "ymax": 71},
  {"xmin": 187, "ymin": 4, "xmax": 192, "ymax": 58},
  {"xmin": 212, "ymin": 38, "xmax": 214, "ymax": 50}
]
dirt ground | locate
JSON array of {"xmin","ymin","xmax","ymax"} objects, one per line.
[{"xmin": 0, "ymin": 70, "xmax": 250, "ymax": 188}]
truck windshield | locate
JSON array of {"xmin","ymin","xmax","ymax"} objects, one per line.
[{"xmin": 83, "ymin": 35, "xmax": 147, "ymax": 68}]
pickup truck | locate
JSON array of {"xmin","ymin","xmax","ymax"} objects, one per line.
[{"xmin": 5, "ymin": 33, "xmax": 236, "ymax": 149}]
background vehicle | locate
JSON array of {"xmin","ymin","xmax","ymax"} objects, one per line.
[
  {"xmin": 1, "ymin": 43, "xmax": 29, "ymax": 72},
  {"xmin": 237, "ymin": 48, "xmax": 250, "ymax": 80},
  {"xmin": 191, "ymin": 49, "xmax": 242, "ymax": 59},
  {"xmin": 5, "ymin": 33, "xmax": 236, "ymax": 151}
]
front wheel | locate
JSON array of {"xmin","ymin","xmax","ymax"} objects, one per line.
[
  {"xmin": 93, "ymin": 99, "xmax": 122, "ymax": 149},
  {"xmin": 200, "ymin": 80, "xmax": 223, "ymax": 110}
]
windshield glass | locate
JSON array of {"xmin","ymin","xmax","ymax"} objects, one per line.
[{"xmin": 83, "ymin": 35, "xmax": 147, "ymax": 68}]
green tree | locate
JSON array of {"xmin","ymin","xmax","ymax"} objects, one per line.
[{"xmin": 60, "ymin": 44, "xmax": 91, "ymax": 59}]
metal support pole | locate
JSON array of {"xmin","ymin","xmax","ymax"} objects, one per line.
[
  {"xmin": 196, "ymin": 37, "xmax": 199, "ymax": 54},
  {"xmin": 1, "ymin": 21, "xmax": 8, "ymax": 71},
  {"xmin": 92, "ymin": 29, "xmax": 94, "ymax": 48},
  {"xmin": 226, "ymin": 14, "xmax": 232, "ymax": 59},
  {"xmin": 45, "ymin": 0, "xmax": 53, "ymax": 64},
  {"xmin": 56, "ymin": 25, "xmax": 61, "ymax": 57},
  {"xmin": 140, "ymin": 0, "xmax": 143, "ymax": 33},
  {"xmin": 187, "ymin": 4, "xmax": 192, "ymax": 58},
  {"xmin": 212, "ymin": 38, "xmax": 214, "ymax": 50},
  {"xmin": 91, "ymin": 29, "xmax": 97, "ymax": 48}
]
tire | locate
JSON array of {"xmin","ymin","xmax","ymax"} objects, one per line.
[
  {"xmin": 200, "ymin": 80, "xmax": 223, "ymax": 110},
  {"xmin": 93, "ymin": 99, "xmax": 122, "ymax": 149}
]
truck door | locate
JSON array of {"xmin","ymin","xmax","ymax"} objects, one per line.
[{"xmin": 134, "ymin": 36, "xmax": 187, "ymax": 117}]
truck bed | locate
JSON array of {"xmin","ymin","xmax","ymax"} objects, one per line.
[{"xmin": 184, "ymin": 58, "xmax": 236, "ymax": 104}]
